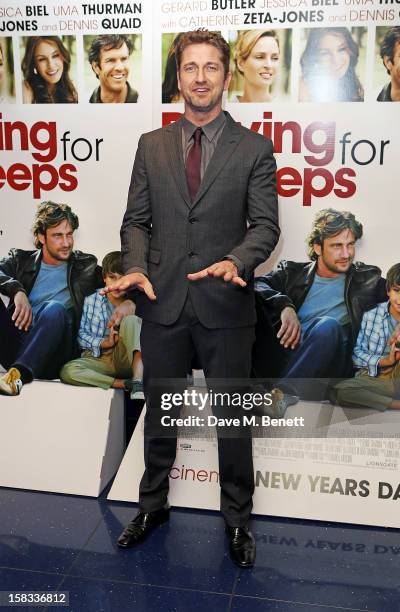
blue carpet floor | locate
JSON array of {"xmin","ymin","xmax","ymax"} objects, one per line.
[{"xmin": 0, "ymin": 485, "xmax": 399, "ymax": 611}]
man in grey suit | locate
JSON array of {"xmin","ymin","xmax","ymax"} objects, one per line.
[{"xmin": 105, "ymin": 30, "xmax": 279, "ymax": 567}]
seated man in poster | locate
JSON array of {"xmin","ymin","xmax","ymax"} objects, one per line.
[
  {"xmin": 377, "ymin": 27, "xmax": 400, "ymax": 102},
  {"xmin": 89, "ymin": 34, "xmax": 139, "ymax": 104},
  {"xmin": 0, "ymin": 201, "xmax": 130, "ymax": 396},
  {"xmin": 253, "ymin": 208, "xmax": 387, "ymax": 399}
]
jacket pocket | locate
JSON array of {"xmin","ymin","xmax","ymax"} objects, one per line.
[{"xmin": 148, "ymin": 248, "xmax": 161, "ymax": 264}]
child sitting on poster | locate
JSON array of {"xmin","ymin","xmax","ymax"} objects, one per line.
[
  {"xmin": 61, "ymin": 251, "xmax": 143, "ymax": 399},
  {"xmin": 333, "ymin": 263, "xmax": 400, "ymax": 411}
]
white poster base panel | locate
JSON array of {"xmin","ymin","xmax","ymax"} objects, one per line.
[
  {"xmin": 0, "ymin": 382, "xmax": 125, "ymax": 497},
  {"xmin": 109, "ymin": 401, "xmax": 400, "ymax": 529}
]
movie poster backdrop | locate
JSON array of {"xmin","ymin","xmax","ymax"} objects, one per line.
[{"xmin": 1, "ymin": 0, "xmax": 400, "ymax": 521}]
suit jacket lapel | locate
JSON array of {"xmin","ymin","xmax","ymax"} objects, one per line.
[
  {"xmin": 164, "ymin": 119, "xmax": 191, "ymax": 208},
  {"xmin": 163, "ymin": 112, "xmax": 244, "ymax": 209},
  {"xmin": 192, "ymin": 113, "xmax": 243, "ymax": 209}
]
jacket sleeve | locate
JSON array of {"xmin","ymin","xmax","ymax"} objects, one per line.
[
  {"xmin": 376, "ymin": 276, "xmax": 388, "ymax": 303},
  {"xmin": 254, "ymin": 261, "xmax": 296, "ymax": 325},
  {"xmin": 94, "ymin": 265, "xmax": 104, "ymax": 290},
  {"xmin": 352, "ymin": 312, "xmax": 381, "ymax": 377},
  {"xmin": 77, "ymin": 296, "xmax": 104, "ymax": 358},
  {"xmin": 120, "ymin": 135, "xmax": 152, "ymax": 277},
  {"xmin": 225, "ymin": 138, "xmax": 280, "ymax": 280},
  {"xmin": 0, "ymin": 250, "xmax": 27, "ymax": 300}
]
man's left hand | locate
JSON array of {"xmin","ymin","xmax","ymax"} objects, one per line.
[
  {"xmin": 188, "ymin": 260, "xmax": 246, "ymax": 287},
  {"xmin": 107, "ymin": 299, "xmax": 135, "ymax": 329}
]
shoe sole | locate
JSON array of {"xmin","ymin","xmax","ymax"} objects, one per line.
[
  {"xmin": 232, "ymin": 558, "xmax": 255, "ymax": 568},
  {"xmin": 0, "ymin": 384, "xmax": 21, "ymax": 396}
]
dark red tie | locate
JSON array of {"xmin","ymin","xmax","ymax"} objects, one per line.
[{"xmin": 186, "ymin": 127, "xmax": 202, "ymax": 201}]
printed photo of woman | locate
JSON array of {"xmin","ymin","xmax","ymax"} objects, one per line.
[
  {"xmin": 299, "ymin": 27, "xmax": 365, "ymax": 103},
  {"xmin": 161, "ymin": 33, "xmax": 184, "ymax": 104},
  {"xmin": 0, "ymin": 37, "xmax": 15, "ymax": 103},
  {"xmin": 229, "ymin": 29, "xmax": 292, "ymax": 103},
  {"xmin": 21, "ymin": 36, "xmax": 78, "ymax": 104}
]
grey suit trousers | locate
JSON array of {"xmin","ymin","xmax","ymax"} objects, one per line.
[{"xmin": 139, "ymin": 294, "xmax": 255, "ymax": 527}]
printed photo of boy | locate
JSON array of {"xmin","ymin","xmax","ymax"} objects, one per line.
[
  {"xmin": 333, "ymin": 263, "xmax": 400, "ymax": 411},
  {"xmin": 61, "ymin": 251, "xmax": 143, "ymax": 399}
]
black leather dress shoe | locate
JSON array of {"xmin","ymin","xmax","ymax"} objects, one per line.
[
  {"xmin": 117, "ymin": 506, "xmax": 170, "ymax": 548},
  {"xmin": 226, "ymin": 525, "xmax": 256, "ymax": 568}
]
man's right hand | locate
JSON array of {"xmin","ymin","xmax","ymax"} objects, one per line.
[
  {"xmin": 277, "ymin": 306, "xmax": 301, "ymax": 349},
  {"xmin": 379, "ymin": 342, "xmax": 400, "ymax": 368},
  {"xmin": 12, "ymin": 291, "xmax": 32, "ymax": 331},
  {"xmin": 101, "ymin": 329, "xmax": 119, "ymax": 350},
  {"xmin": 101, "ymin": 272, "xmax": 156, "ymax": 301}
]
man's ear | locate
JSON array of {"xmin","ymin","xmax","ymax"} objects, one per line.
[
  {"xmin": 177, "ymin": 70, "xmax": 181, "ymax": 92},
  {"xmin": 383, "ymin": 54, "xmax": 393, "ymax": 75},
  {"xmin": 313, "ymin": 241, "xmax": 322, "ymax": 257},
  {"xmin": 91, "ymin": 61, "xmax": 101, "ymax": 77},
  {"xmin": 37, "ymin": 232, "xmax": 45, "ymax": 247},
  {"xmin": 224, "ymin": 71, "xmax": 232, "ymax": 91}
]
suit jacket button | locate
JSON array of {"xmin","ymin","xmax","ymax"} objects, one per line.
[
  {"xmin": 188, "ymin": 251, "xmax": 195, "ymax": 258},
  {"xmin": 189, "ymin": 218, "xmax": 197, "ymax": 224}
]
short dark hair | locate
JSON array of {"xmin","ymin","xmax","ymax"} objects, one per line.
[
  {"xmin": 175, "ymin": 30, "xmax": 230, "ymax": 77},
  {"xmin": 306, "ymin": 208, "xmax": 363, "ymax": 261},
  {"xmin": 386, "ymin": 263, "xmax": 400, "ymax": 291},
  {"xmin": 102, "ymin": 251, "xmax": 123, "ymax": 277},
  {"xmin": 89, "ymin": 34, "xmax": 133, "ymax": 77},
  {"xmin": 380, "ymin": 27, "xmax": 400, "ymax": 75},
  {"xmin": 32, "ymin": 201, "xmax": 79, "ymax": 249}
]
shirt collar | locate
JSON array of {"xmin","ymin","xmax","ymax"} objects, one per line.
[
  {"xmin": 97, "ymin": 81, "xmax": 133, "ymax": 103},
  {"xmin": 181, "ymin": 111, "xmax": 226, "ymax": 144},
  {"xmin": 96, "ymin": 288, "xmax": 108, "ymax": 301},
  {"xmin": 377, "ymin": 300, "xmax": 391, "ymax": 319}
]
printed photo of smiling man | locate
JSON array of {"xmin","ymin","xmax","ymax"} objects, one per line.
[
  {"xmin": 228, "ymin": 29, "xmax": 292, "ymax": 103},
  {"xmin": 86, "ymin": 33, "xmax": 141, "ymax": 104},
  {"xmin": 376, "ymin": 26, "xmax": 400, "ymax": 102}
]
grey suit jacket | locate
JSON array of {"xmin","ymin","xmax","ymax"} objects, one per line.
[{"xmin": 121, "ymin": 111, "xmax": 280, "ymax": 328}]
